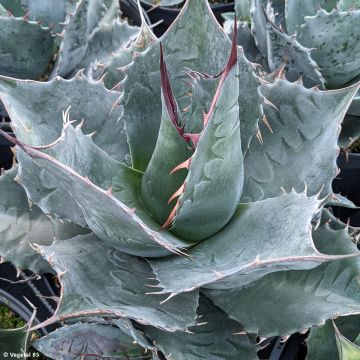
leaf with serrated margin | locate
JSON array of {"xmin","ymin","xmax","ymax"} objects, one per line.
[
  {"xmin": 33, "ymin": 234, "xmax": 199, "ymax": 332},
  {"xmin": 0, "ymin": 75, "xmax": 130, "ymax": 163},
  {"xmin": 250, "ymin": 0, "xmax": 268, "ymax": 58},
  {"xmin": 33, "ymin": 322, "xmax": 144, "ymax": 360},
  {"xmin": 168, "ymin": 39, "xmax": 244, "ymax": 241},
  {"xmin": 140, "ymin": 50, "xmax": 193, "ymax": 226},
  {"xmin": 0, "ymin": 0, "xmax": 24, "ymax": 16},
  {"xmin": 144, "ymin": 295, "xmax": 258, "ymax": 360},
  {"xmin": 204, "ymin": 222, "xmax": 360, "ymax": 337},
  {"xmin": 241, "ymin": 80, "xmax": 359, "ymax": 202},
  {"xmin": 90, "ymin": 7, "xmax": 156, "ymax": 90},
  {"xmin": 51, "ymin": 0, "xmax": 134, "ymax": 78},
  {"xmin": 307, "ymin": 315, "xmax": 360, "ymax": 360},
  {"xmin": 297, "ymin": 9, "xmax": 360, "ymax": 88},
  {"xmin": 11, "ymin": 125, "xmax": 192, "ymax": 257},
  {"xmin": 149, "ymin": 191, "xmax": 350, "ymax": 294},
  {"xmin": 121, "ymin": 0, "xmax": 232, "ymax": 171},
  {"xmin": 0, "ymin": 17, "xmax": 55, "ymax": 79},
  {"xmin": 285, "ymin": 0, "xmax": 337, "ymax": 35},
  {"xmin": 266, "ymin": 20, "xmax": 325, "ymax": 86},
  {"xmin": 0, "ymin": 166, "xmax": 87, "ymax": 274}
]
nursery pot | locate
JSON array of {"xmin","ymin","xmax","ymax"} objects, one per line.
[
  {"xmin": 0, "ymin": 122, "xmax": 14, "ymax": 170},
  {"xmin": 0, "ymin": 263, "xmax": 59, "ymax": 336},
  {"xmin": 332, "ymin": 153, "xmax": 360, "ymax": 226},
  {"xmin": 120, "ymin": 0, "xmax": 235, "ymax": 37}
]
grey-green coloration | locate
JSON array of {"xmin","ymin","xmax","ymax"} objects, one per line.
[
  {"xmin": 149, "ymin": 191, "xmax": 349, "ymax": 293},
  {"xmin": 0, "ymin": 166, "xmax": 87, "ymax": 274},
  {"xmin": 0, "ymin": 0, "xmax": 359, "ymax": 358},
  {"xmin": 335, "ymin": 321, "xmax": 360, "ymax": 360},
  {"xmin": 307, "ymin": 315, "xmax": 360, "ymax": 360},
  {"xmin": 297, "ymin": 9, "xmax": 360, "ymax": 88},
  {"xmin": 121, "ymin": 0, "xmax": 260, "ymax": 170},
  {"xmin": 0, "ymin": 16, "xmax": 55, "ymax": 79},
  {"xmin": 204, "ymin": 223, "xmax": 360, "ymax": 337},
  {"xmin": 33, "ymin": 322, "xmax": 144, "ymax": 359},
  {"xmin": 241, "ymin": 80, "xmax": 358, "ymax": 202},
  {"xmin": 0, "ymin": 75, "xmax": 129, "ymax": 163},
  {"xmin": 37, "ymin": 234, "xmax": 199, "ymax": 331},
  {"xmin": 285, "ymin": 0, "xmax": 338, "ymax": 35},
  {"xmin": 16, "ymin": 125, "xmax": 191, "ymax": 257},
  {"xmin": 145, "ymin": 296, "xmax": 258, "ymax": 360}
]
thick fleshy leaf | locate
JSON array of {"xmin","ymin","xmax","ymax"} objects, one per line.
[
  {"xmin": 285, "ymin": 0, "xmax": 337, "ymax": 35},
  {"xmin": 33, "ymin": 322, "xmax": 144, "ymax": 359},
  {"xmin": 348, "ymin": 92, "xmax": 360, "ymax": 116},
  {"xmin": 140, "ymin": 58, "xmax": 193, "ymax": 226},
  {"xmin": 307, "ymin": 315, "xmax": 360, "ymax": 360},
  {"xmin": 0, "ymin": 0, "xmax": 25, "ymax": 16},
  {"xmin": 169, "ymin": 45, "xmax": 244, "ymax": 241},
  {"xmin": 0, "ymin": 166, "xmax": 87, "ymax": 274},
  {"xmin": 297, "ymin": 9, "xmax": 360, "ymax": 88},
  {"xmin": 11, "ymin": 125, "xmax": 191, "ymax": 257},
  {"xmin": 149, "ymin": 191, "xmax": 350, "ymax": 294},
  {"xmin": 250, "ymin": 0, "xmax": 268, "ymax": 58},
  {"xmin": 0, "ymin": 74, "xmax": 129, "ymax": 163},
  {"xmin": 144, "ymin": 296, "xmax": 258, "ymax": 360},
  {"xmin": 204, "ymin": 222, "xmax": 360, "ymax": 337},
  {"xmin": 335, "ymin": 321, "xmax": 360, "ymax": 360},
  {"xmin": 0, "ymin": 16, "xmax": 55, "ymax": 79},
  {"xmin": 266, "ymin": 21, "xmax": 325, "ymax": 86},
  {"xmin": 121, "ymin": 0, "xmax": 233, "ymax": 170},
  {"xmin": 34, "ymin": 234, "xmax": 199, "ymax": 331},
  {"xmin": 0, "ymin": 308, "xmax": 35, "ymax": 355},
  {"xmin": 241, "ymin": 80, "xmax": 359, "ymax": 202}
]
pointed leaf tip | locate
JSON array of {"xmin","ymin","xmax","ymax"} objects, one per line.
[{"xmin": 160, "ymin": 44, "xmax": 184, "ymax": 138}]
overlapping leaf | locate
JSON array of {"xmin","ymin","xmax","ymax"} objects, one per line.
[
  {"xmin": 149, "ymin": 191, "xmax": 351, "ymax": 294},
  {"xmin": 241, "ymin": 79, "xmax": 359, "ymax": 202},
  {"xmin": 204, "ymin": 222, "xmax": 360, "ymax": 337},
  {"xmin": 0, "ymin": 166, "xmax": 87, "ymax": 273},
  {"xmin": 35, "ymin": 234, "xmax": 199, "ymax": 331}
]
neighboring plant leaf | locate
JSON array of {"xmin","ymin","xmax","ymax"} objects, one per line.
[
  {"xmin": 51, "ymin": 0, "xmax": 131, "ymax": 78},
  {"xmin": 235, "ymin": 0, "xmax": 251, "ymax": 21},
  {"xmin": 35, "ymin": 234, "xmax": 199, "ymax": 331},
  {"xmin": 241, "ymin": 80, "xmax": 359, "ymax": 202},
  {"xmin": 141, "ymin": 0, "xmax": 184, "ymax": 5},
  {"xmin": 250, "ymin": 0, "xmax": 268, "ymax": 58},
  {"xmin": 0, "ymin": 17, "xmax": 55, "ymax": 79},
  {"xmin": 338, "ymin": 0, "xmax": 360, "ymax": 10},
  {"xmin": 0, "ymin": 166, "xmax": 87, "ymax": 274},
  {"xmin": 266, "ymin": 21, "xmax": 325, "ymax": 86},
  {"xmin": 285, "ymin": 0, "xmax": 337, "ymax": 35},
  {"xmin": 144, "ymin": 295, "xmax": 258, "ymax": 360},
  {"xmin": 0, "ymin": 74, "xmax": 129, "ymax": 163},
  {"xmin": 0, "ymin": 308, "xmax": 36, "ymax": 355},
  {"xmin": 204, "ymin": 222, "xmax": 360, "ymax": 337},
  {"xmin": 334, "ymin": 321, "xmax": 360, "ymax": 360},
  {"xmin": 11, "ymin": 125, "xmax": 191, "ymax": 257},
  {"xmin": 33, "ymin": 322, "xmax": 144, "ymax": 360},
  {"xmin": 348, "ymin": 92, "xmax": 360, "ymax": 116},
  {"xmin": 297, "ymin": 9, "xmax": 360, "ymax": 88},
  {"xmin": 149, "ymin": 191, "xmax": 349, "ymax": 294},
  {"xmin": 0, "ymin": 0, "xmax": 25, "ymax": 16},
  {"xmin": 307, "ymin": 315, "xmax": 360, "ymax": 360}
]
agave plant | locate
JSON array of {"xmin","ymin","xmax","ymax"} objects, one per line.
[
  {"xmin": 224, "ymin": 0, "xmax": 360, "ymax": 148},
  {"xmin": 0, "ymin": 0, "xmax": 360, "ymax": 359}
]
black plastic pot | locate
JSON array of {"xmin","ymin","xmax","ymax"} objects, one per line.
[
  {"xmin": 332, "ymin": 153, "xmax": 360, "ymax": 226},
  {"xmin": 0, "ymin": 263, "xmax": 59, "ymax": 336},
  {"xmin": 120, "ymin": 0, "xmax": 235, "ymax": 37},
  {"xmin": 0, "ymin": 122, "xmax": 14, "ymax": 170}
]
